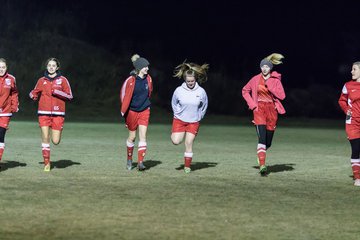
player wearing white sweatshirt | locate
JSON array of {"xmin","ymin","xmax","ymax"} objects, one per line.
[{"xmin": 171, "ymin": 62, "xmax": 209, "ymax": 173}]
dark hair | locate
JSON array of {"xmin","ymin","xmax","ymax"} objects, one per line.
[{"xmin": 353, "ymin": 61, "xmax": 360, "ymax": 67}]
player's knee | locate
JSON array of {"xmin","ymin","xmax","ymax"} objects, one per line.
[
  {"xmin": 172, "ymin": 140, "xmax": 180, "ymax": 145},
  {"xmin": 128, "ymin": 137, "xmax": 136, "ymax": 143},
  {"xmin": 171, "ymin": 137, "xmax": 181, "ymax": 145},
  {"xmin": 52, "ymin": 139, "xmax": 61, "ymax": 145}
]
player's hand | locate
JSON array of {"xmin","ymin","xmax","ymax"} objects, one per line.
[{"xmin": 29, "ymin": 92, "xmax": 38, "ymax": 100}]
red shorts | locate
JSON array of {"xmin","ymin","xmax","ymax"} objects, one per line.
[
  {"xmin": 253, "ymin": 101, "xmax": 278, "ymax": 131},
  {"xmin": 346, "ymin": 118, "xmax": 360, "ymax": 140},
  {"xmin": 125, "ymin": 108, "xmax": 150, "ymax": 131},
  {"xmin": 38, "ymin": 115, "xmax": 65, "ymax": 131},
  {"xmin": 0, "ymin": 116, "xmax": 11, "ymax": 129},
  {"xmin": 172, "ymin": 118, "xmax": 200, "ymax": 135}
]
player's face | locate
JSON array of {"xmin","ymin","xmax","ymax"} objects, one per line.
[
  {"xmin": 261, "ymin": 65, "xmax": 271, "ymax": 77},
  {"xmin": 0, "ymin": 62, "xmax": 7, "ymax": 77},
  {"xmin": 139, "ymin": 66, "xmax": 149, "ymax": 76},
  {"xmin": 47, "ymin": 60, "xmax": 59, "ymax": 75},
  {"xmin": 351, "ymin": 64, "xmax": 360, "ymax": 81},
  {"xmin": 185, "ymin": 75, "xmax": 196, "ymax": 89}
]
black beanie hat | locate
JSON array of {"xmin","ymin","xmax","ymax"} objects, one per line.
[
  {"xmin": 260, "ymin": 59, "xmax": 273, "ymax": 70},
  {"xmin": 133, "ymin": 57, "xmax": 150, "ymax": 71}
]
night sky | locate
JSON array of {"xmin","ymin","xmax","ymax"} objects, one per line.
[
  {"xmin": 77, "ymin": 0, "xmax": 360, "ymax": 87},
  {"xmin": 2, "ymin": 0, "xmax": 360, "ymax": 117},
  {"xmin": 5, "ymin": 0, "xmax": 360, "ymax": 85}
]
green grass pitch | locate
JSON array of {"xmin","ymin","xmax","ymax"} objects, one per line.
[{"xmin": 0, "ymin": 120, "xmax": 359, "ymax": 240}]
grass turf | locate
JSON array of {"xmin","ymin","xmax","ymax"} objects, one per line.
[{"xmin": 0, "ymin": 120, "xmax": 358, "ymax": 240}]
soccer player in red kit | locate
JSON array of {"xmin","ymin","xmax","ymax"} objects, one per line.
[
  {"xmin": 338, "ymin": 61, "xmax": 360, "ymax": 186},
  {"xmin": 29, "ymin": 58, "xmax": 73, "ymax": 172},
  {"xmin": 120, "ymin": 54, "xmax": 152, "ymax": 171},
  {"xmin": 242, "ymin": 53, "xmax": 286, "ymax": 176},
  {"xmin": 0, "ymin": 58, "xmax": 19, "ymax": 164}
]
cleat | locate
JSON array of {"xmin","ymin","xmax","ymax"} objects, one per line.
[
  {"xmin": 184, "ymin": 167, "xmax": 191, "ymax": 174},
  {"xmin": 44, "ymin": 164, "xmax": 51, "ymax": 172},
  {"xmin": 137, "ymin": 162, "xmax": 146, "ymax": 171},
  {"xmin": 354, "ymin": 179, "xmax": 360, "ymax": 186},
  {"xmin": 259, "ymin": 165, "xmax": 268, "ymax": 176},
  {"xmin": 126, "ymin": 160, "xmax": 132, "ymax": 170}
]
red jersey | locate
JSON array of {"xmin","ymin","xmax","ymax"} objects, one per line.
[
  {"xmin": 339, "ymin": 80, "xmax": 360, "ymax": 119},
  {"xmin": 257, "ymin": 76, "xmax": 273, "ymax": 102},
  {"xmin": 120, "ymin": 74, "xmax": 153, "ymax": 116},
  {"xmin": 0, "ymin": 73, "xmax": 18, "ymax": 116},
  {"xmin": 29, "ymin": 74, "xmax": 73, "ymax": 116},
  {"xmin": 242, "ymin": 71, "xmax": 286, "ymax": 114}
]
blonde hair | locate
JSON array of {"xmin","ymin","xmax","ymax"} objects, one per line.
[
  {"xmin": 265, "ymin": 53, "xmax": 285, "ymax": 65},
  {"xmin": 173, "ymin": 62, "xmax": 209, "ymax": 84}
]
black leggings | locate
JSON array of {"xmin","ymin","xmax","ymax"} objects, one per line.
[
  {"xmin": 0, "ymin": 127, "xmax": 6, "ymax": 143},
  {"xmin": 255, "ymin": 125, "xmax": 275, "ymax": 149},
  {"xmin": 350, "ymin": 138, "xmax": 360, "ymax": 159}
]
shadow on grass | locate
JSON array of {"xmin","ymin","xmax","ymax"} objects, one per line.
[
  {"xmin": 0, "ymin": 160, "xmax": 27, "ymax": 172},
  {"xmin": 253, "ymin": 163, "xmax": 295, "ymax": 174},
  {"xmin": 129, "ymin": 160, "xmax": 162, "ymax": 171},
  {"xmin": 38, "ymin": 159, "xmax": 81, "ymax": 169},
  {"xmin": 142, "ymin": 160, "xmax": 162, "ymax": 170},
  {"xmin": 175, "ymin": 162, "xmax": 218, "ymax": 172}
]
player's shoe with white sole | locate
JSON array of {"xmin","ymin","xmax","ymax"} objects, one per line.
[
  {"xmin": 126, "ymin": 160, "xmax": 132, "ymax": 170},
  {"xmin": 184, "ymin": 167, "xmax": 191, "ymax": 174},
  {"xmin": 44, "ymin": 163, "xmax": 51, "ymax": 172},
  {"xmin": 354, "ymin": 179, "xmax": 360, "ymax": 186}
]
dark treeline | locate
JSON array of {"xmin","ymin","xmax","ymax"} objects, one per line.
[{"xmin": 0, "ymin": 0, "xmax": 359, "ymax": 120}]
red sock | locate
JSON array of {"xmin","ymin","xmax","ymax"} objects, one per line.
[
  {"xmin": 138, "ymin": 141, "xmax": 147, "ymax": 163},
  {"xmin": 257, "ymin": 144, "xmax": 266, "ymax": 166},
  {"xmin": 126, "ymin": 140, "xmax": 134, "ymax": 161},
  {"xmin": 0, "ymin": 143, "xmax": 4, "ymax": 161},
  {"xmin": 42, "ymin": 143, "xmax": 50, "ymax": 165},
  {"xmin": 351, "ymin": 159, "xmax": 360, "ymax": 179},
  {"xmin": 184, "ymin": 152, "xmax": 193, "ymax": 168}
]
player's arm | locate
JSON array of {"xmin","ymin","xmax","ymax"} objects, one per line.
[
  {"xmin": 338, "ymin": 84, "xmax": 351, "ymax": 114},
  {"xmin": 29, "ymin": 80, "xmax": 42, "ymax": 100},
  {"xmin": 52, "ymin": 78, "xmax": 73, "ymax": 101},
  {"xmin": 10, "ymin": 78, "xmax": 19, "ymax": 112}
]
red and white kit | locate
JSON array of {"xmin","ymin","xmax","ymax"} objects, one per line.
[
  {"xmin": 120, "ymin": 75, "xmax": 153, "ymax": 116},
  {"xmin": 120, "ymin": 74, "xmax": 153, "ymax": 131},
  {"xmin": 242, "ymin": 71, "xmax": 286, "ymax": 115},
  {"xmin": 30, "ymin": 75, "xmax": 73, "ymax": 116},
  {"xmin": 242, "ymin": 71, "xmax": 286, "ymax": 169},
  {"xmin": 0, "ymin": 73, "xmax": 18, "ymax": 128},
  {"xmin": 0, "ymin": 73, "xmax": 18, "ymax": 161},
  {"xmin": 339, "ymin": 81, "xmax": 360, "ymax": 140}
]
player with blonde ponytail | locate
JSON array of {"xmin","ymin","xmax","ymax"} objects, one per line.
[
  {"xmin": 242, "ymin": 53, "xmax": 286, "ymax": 176},
  {"xmin": 120, "ymin": 54, "xmax": 153, "ymax": 171},
  {"xmin": 171, "ymin": 61, "xmax": 209, "ymax": 173}
]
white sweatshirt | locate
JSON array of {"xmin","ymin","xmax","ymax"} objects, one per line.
[{"xmin": 171, "ymin": 82, "xmax": 208, "ymax": 123}]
